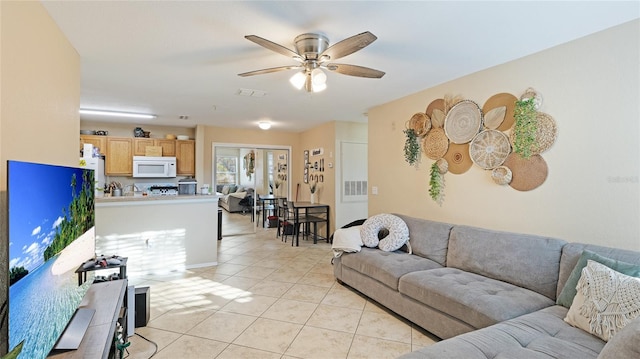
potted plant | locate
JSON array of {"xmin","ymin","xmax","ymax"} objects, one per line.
[{"xmin": 512, "ymin": 97, "xmax": 538, "ymax": 159}]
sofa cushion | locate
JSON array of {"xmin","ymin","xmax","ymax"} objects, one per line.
[
  {"xmin": 340, "ymin": 248, "xmax": 442, "ymax": 290},
  {"xmin": 447, "ymin": 225, "xmax": 566, "ymax": 300},
  {"xmin": 597, "ymin": 316, "xmax": 640, "ymax": 359},
  {"xmin": 557, "ymin": 249, "xmax": 640, "ymax": 308},
  {"xmin": 399, "ymin": 268, "xmax": 555, "ymax": 329},
  {"xmin": 394, "ymin": 214, "xmax": 452, "ymax": 266},
  {"xmin": 564, "ymin": 260, "xmax": 640, "ymax": 342},
  {"xmin": 557, "ymin": 243, "xmax": 640, "ymax": 301},
  {"xmin": 399, "ymin": 306, "xmax": 604, "ymax": 359}
]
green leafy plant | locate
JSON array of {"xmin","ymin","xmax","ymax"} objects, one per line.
[
  {"xmin": 513, "ymin": 97, "xmax": 538, "ymax": 159},
  {"xmin": 403, "ymin": 128, "xmax": 421, "ymax": 167},
  {"xmin": 429, "ymin": 162, "xmax": 445, "ymax": 206}
]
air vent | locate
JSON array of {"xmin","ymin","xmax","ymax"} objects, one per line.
[
  {"xmin": 237, "ymin": 88, "xmax": 266, "ymax": 97},
  {"xmin": 344, "ymin": 180, "xmax": 368, "ymax": 196}
]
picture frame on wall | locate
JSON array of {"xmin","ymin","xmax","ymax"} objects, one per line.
[{"xmin": 304, "ymin": 150, "xmax": 310, "ymax": 183}]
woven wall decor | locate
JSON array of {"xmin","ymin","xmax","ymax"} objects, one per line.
[
  {"xmin": 422, "ymin": 127, "xmax": 449, "ymax": 160},
  {"xmin": 483, "ymin": 93, "xmax": 517, "ymax": 131},
  {"xmin": 483, "ymin": 106, "xmax": 506, "ymax": 130},
  {"xmin": 491, "ymin": 166, "xmax": 512, "ymax": 185},
  {"xmin": 503, "ymin": 153, "xmax": 548, "ymax": 191},
  {"xmin": 444, "ymin": 100, "xmax": 483, "ymax": 144},
  {"xmin": 443, "ymin": 143, "xmax": 473, "ymax": 174},
  {"xmin": 425, "ymin": 98, "xmax": 445, "ymax": 117},
  {"xmin": 469, "ymin": 130, "xmax": 511, "ymax": 170},
  {"xmin": 407, "ymin": 112, "xmax": 431, "ymax": 137}
]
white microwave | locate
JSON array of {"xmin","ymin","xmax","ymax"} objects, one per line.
[{"xmin": 132, "ymin": 156, "xmax": 176, "ymax": 178}]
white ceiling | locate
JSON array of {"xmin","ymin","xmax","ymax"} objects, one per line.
[{"xmin": 41, "ymin": 1, "xmax": 639, "ymax": 132}]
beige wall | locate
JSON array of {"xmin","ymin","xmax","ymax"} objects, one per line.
[
  {"xmin": 368, "ymin": 20, "xmax": 640, "ymax": 251},
  {"xmin": 0, "ymin": 1, "xmax": 81, "ymax": 354},
  {"xmin": 300, "ymin": 121, "xmax": 336, "ymax": 233}
]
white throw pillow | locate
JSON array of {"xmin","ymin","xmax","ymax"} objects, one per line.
[
  {"xmin": 221, "ymin": 185, "xmax": 230, "ymax": 195},
  {"xmin": 360, "ymin": 214, "xmax": 410, "ymax": 252},
  {"xmin": 564, "ymin": 260, "xmax": 640, "ymax": 342}
]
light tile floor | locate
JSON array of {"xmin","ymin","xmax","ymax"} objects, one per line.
[{"xmin": 125, "ymin": 210, "xmax": 438, "ymax": 358}]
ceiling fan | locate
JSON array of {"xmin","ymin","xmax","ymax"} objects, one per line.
[{"xmin": 238, "ymin": 31, "xmax": 385, "ymax": 92}]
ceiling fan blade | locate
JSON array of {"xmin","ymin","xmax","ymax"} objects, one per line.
[
  {"xmin": 325, "ymin": 63, "xmax": 385, "ymax": 78},
  {"xmin": 245, "ymin": 35, "xmax": 302, "ymax": 60},
  {"xmin": 238, "ymin": 65, "xmax": 302, "ymax": 77},
  {"xmin": 320, "ymin": 31, "xmax": 377, "ymax": 61}
]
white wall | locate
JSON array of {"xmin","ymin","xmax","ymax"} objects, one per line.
[{"xmin": 368, "ymin": 20, "xmax": 640, "ymax": 251}]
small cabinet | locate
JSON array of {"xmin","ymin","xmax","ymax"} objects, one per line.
[
  {"xmin": 176, "ymin": 140, "xmax": 195, "ymax": 176},
  {"xmin": 133, "ymin": 138, "xmax": 176, "ymax": 156},
  {"xmin": 106, "ymin": 137, "xmax": 133, "ymax": 176},
  {"xmin": 80, "ymin": 135, "xmax": 107, "ymax": 155}
]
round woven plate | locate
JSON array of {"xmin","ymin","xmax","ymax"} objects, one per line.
[
  {"xmin": 483, "ymin": 93, "xmax": 517, "ymax": 131},
  {"xmin": 408, "ymin": 112, "xmax": 430, "ymax": 137},
  {"xmin": 483, "ymin": 106, "xmax": 506, "ymax": 130},
  {"xmin": 470, "ymin": 130, "xmax": 511, "ymax": 170},
  {"xmin": 422, "ymin": 127, "xmax": 449, "ymax": 160},
  {"xmin": 443, "ymin": 143, "xmax": 472, "ymax": 174},
  {"xmin": 508, "ymin": 112, "xmax": 558, "ymax": 155},
  {"xmin": 425, "ymin": 98, "xmax": 445, "ymax": 117},
  {"xmin": 503, "ymin": 153, "xmax": 548, "ymax": 191},
  {"xmin": 444, "ymin": 100, "xmax": 483, "ymax": 144}
]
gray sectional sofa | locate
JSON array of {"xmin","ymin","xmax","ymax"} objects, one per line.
[{"xmin": 332, "ymin": 214, "xmax": 640, "ymax": 358}]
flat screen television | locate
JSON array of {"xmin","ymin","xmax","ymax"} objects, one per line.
[{"xmin": 6, "ymin": 160, "xmax": 96, "ymax": 358}]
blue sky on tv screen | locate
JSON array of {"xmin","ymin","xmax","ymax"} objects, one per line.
[{"xmin": 8, "ymin": 161, "xmax": 87, "ymax": 274}]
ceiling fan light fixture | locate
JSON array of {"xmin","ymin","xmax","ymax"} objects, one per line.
[
  {"xmin": 289, "ymin": 72, "xmax": 306, "ymax": 90},
  {"xmin": 311, "ymin": 68, "xmax": 327, "ymax": 85},
  {"xmin": 258, "ymin": 121, "xmax": 272, "ymax": 130},
  {"xmin": 312, "ymin": 82, "xmax": 327, "ymax": 93}
]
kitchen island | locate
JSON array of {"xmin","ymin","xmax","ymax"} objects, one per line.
[{"xmin": 95, "ymin": 194, "xmax": 220, "ymax": 277}]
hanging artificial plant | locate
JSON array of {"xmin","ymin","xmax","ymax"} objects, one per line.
[
  {"xmin": 512, "ymin": 97, "xmax": 538, "ymax": 159},
  {"xmin": 403, "ymin": 128, "xmax": 421, "ymax": 167},
  {"xmin": 429, "ymin": 162, "xmax": 445, "ymax": 206}
]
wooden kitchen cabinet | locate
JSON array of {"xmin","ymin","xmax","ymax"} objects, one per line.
[
  {"xmin": 155, "ymin": 139, "xmax": 176, "ymax": 156},
  {"xmin": 80, "ymin": 135, "xmax": 107, "ymax": 155},
  {"xmin": 133, "ymin": 138, "xmax": 155, "ymax": 156},
  {"xmin": 106, "ymin": 137, "xmax": 133, "ymax": 175},
  {"xmin": 133, "ymin": 138, "xmax": 176, "ymax": 156},
  {"xmin": 176, "ymin": 140, "xmax": 195, "ymax": 175}
]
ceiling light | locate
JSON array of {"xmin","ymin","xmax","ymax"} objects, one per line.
[
  {"xmin": 79, "ymin": 109, "xmax": 156, "ymax": 119},
  {"xmin": 312, "ymin": 82, "xmax": 327, "ymax": 93},
  {"xmin": 258, "ymin": 121, "xmax": 272, "ymax": 130},
  {"xmin": 289, "ymin": 72, "xmax": 306, "ymax": 90},
  {"xmin": 311, "ymin": 68, "xmax": 327, "ymax": 86}
]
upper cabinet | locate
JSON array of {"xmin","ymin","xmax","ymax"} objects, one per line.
[
  {"xmin": 133, "ymin": 138, "xmax": 176, "ymax": 157},
  {"xmin": 176, "ymin": 140, "xmax": 195, "ymax": 176},
  {"xmin": 105, "ymin": 137, "xmax": 133, "ymax": 176},
  {"xmin": 80, "ymin": 135, "xmax": 107, "ymax": 155},
  {"xmin": 81, "ymin": 134, "xmax": 194, "ymax": 177}
]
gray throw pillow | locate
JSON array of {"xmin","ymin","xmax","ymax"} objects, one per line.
[
  {"xmin": 557, "ymin": 250, "xmax": 640, "ymax": 308},
  {"xmin": 597, "ymin": 315, "xmax": 640, "ymax": 358}
]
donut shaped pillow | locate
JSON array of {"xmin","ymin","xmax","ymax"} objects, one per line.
[{"xmin": 360, "ymin": 214, "xmax": 410, "ymax": 252}]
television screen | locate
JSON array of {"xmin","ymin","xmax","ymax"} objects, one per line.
[{"xmin": 7, "ymin": 161, "xmax": 95, "ymax": 358}]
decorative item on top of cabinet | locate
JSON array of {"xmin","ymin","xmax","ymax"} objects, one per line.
[
  {"xmin": 133, "ymin": 138, "xmax": 176, "ymax": 156},
  {"xmin": 176, "ymin": 139, "xmax": 196, "ymax": 176}
]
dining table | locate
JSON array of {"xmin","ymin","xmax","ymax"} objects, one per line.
[
  {"xmin": 257, "ymin": 194, "xmax": 286, "ymax": 227},
  {"xmin": 289, "ymin": 201, "xmax": 330, "ymax": 246}
]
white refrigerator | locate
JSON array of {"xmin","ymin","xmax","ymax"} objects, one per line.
[{"xmin": 79, "ymin": 157, "xmax": 106, "ymax": 194}]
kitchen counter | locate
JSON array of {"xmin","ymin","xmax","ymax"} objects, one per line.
[
  {"xmin": 96, "ymin": 194, "xmax": 220, "ymax": 206},
  {"xmin": 95, "ymin": 193, "xmax": 220, "ymax": 277}
]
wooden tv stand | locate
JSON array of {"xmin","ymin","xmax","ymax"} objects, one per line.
[{"xmin": 48, "ymin": 279, "xmax": 128, "ymax": 359}]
